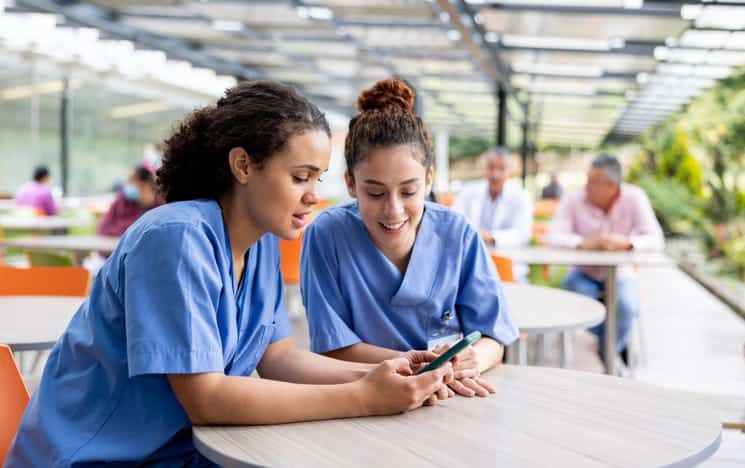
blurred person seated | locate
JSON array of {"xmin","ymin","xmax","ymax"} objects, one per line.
[
  {"xmin": 15, "ymin": 164, "xmax": 59, "ymax": 216},
  {"xmin": 97, "ymin": 165, "xmax": 160, "ymax": 237},
  {"xmin": 546, "ymin": 154, "xmax": 664, "ymax": 364},
  {"xmin": 451, "ymin": 146, "xmax": 533, "ymax": 280},
  {"xmin": 541, "ymin": 173, "xmax": 563, "ymax": 200}
]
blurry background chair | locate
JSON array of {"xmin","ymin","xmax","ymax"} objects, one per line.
[
  {"xmin": 490, "ymin": 254, "xmax": 515, "ymax": 283},
  {"xmin": 0, "ymin": 266, "xmax": 89, "ymax": 297},
  {"xmin": 0, "ymin": 344, "xmax": 30, "ymax": 464},
  {"xmin": 279, "ymin": 235, "xmax": 303, "ymax": 320}
]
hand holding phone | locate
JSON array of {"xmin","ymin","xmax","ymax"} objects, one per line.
[{"xmin": 415, "ymin": 331, "xmax": 482, "ymax": 375}]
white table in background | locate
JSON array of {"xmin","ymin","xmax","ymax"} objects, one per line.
[
  {"xmin": 194, "ymin": 365, "xmax": 721, "ymax": 468},
  {"xmin": 503, "ymin": 283, "xmax": 605, "ymax": 367},
  {"xmin": 0, "ymin": 216, "xmax": 91, "ymax": 233},
  {"xmin": 0, "ymin": 235, "xmax": 119, "ymax": 263},
  {"xmin": 495, "ymin": 246, "xmax": 674, "ymax": 375},
  {"xmin": 0, "ymin": 296, "xmax": 83, "ymax": 351}
]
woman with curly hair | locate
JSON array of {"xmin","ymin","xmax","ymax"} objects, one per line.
[
  {"xmin": 301, "ymin": 78, "xmax": 518, "ymax": 398},
  {"xmin": 7, "ymin": 81, "xmax": 453, "ymax": 467}
]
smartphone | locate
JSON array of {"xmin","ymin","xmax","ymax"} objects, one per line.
[{"xmin": 415, "ymin": 331, "xmax": 482, "ymax": 375}]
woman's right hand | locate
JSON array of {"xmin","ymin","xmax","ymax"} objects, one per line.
[{"xmin": 357, "ymin": 357, "xmax": 453, "ymax": 416}]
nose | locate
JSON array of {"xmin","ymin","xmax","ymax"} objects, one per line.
[
  {"xmin": 383, "ymin": 194, "xmax": 404, "ymax": 219},
  {"xmin": 302, "ymin": 189, "xmax": 320, "ymax": 206}
]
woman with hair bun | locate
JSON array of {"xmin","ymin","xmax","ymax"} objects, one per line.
[
  {"xmin": 7, "ymin": 80, "xmax": 453, "ymax": 467},
  {"xmin": 302, "ymin": 78, "xmax": 518, "ymax": 398}
]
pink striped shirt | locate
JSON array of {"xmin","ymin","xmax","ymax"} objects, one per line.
[{"xmin": 546, "ymin": 183, "xmax": 664, "ymax": 280}]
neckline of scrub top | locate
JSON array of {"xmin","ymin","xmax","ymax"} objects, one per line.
[
  {"xmin": 218, "ymin": 206, "xmax": 252, "ymax": 313},
  {"xmin": 358, "ymin": 204, "xmax": 437, "ymax": 307}
]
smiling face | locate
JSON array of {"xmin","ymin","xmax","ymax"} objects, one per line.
[
  {"xmin": 346, "ymin": 144, "xmax": 432, "ymax": 265},
  {"xmin": 237, "ymin": 129, "xmax": 331, "ymax": 240}
]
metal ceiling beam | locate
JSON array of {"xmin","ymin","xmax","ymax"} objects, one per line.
[
  {"xmin": 434, "ymin": 0, "xmax": 516, "ymax": 97},
  {"xmin": 499, "ymin": 41, "xmax": 659, "ymax": 56},
  {"xmin": 474, "ymin": 2, "xmax": 685, "ymax": 17}
]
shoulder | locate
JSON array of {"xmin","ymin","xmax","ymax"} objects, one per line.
[
  {"xmin": 424, "ymin": 201, "xmax": 476, "ymax": 241},
  {"xmin": 307, "ymin": 202, "xmax": 362, "ymax": 234},
  {"xmin": 457, "ymin": 180, "xmax": 486, "ymax": 198},
  {"xmin": 121, "ymin": 199, "xmax": 223, "ymax": 251},
  {"xmin": 621, "ymin": 183, "xmax": 652, "ymax": 206}
]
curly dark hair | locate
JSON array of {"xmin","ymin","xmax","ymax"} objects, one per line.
[
  {"xmin": 344, "ymin": 78, "xmax": 433, "ymax": 178},
  {"xmin": 158, "ymin": 80, "xmax": 330, "ymax": 202}
]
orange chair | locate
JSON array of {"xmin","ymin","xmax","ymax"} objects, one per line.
[
  {"xmin": 490, "ymin": 254, "xmax": 514, "ymax": 283},
  {"xmin": 533, "ymin": 199, "xmax": 559, "ymax": 219},
  {"xmin": 279, "ymin": 235, "xmax": 302, "ymax": 285},
  {"xmin": 0, "ymin": 266, "xmax": 90, "ymax": 297},
  {"xmin": 0, "ymin": 344, "xmax": 30, "ymax": 464},
  {"xmin": 439, "ymin": 192, "xmax": 456, "ymax": 208}
]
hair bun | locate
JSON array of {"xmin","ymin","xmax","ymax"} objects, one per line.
[{"xmin": 356, "ymin": 78, "xmax": 415, "ymax": 113}]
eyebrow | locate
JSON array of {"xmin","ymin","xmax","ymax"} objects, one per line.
[
  {"xmin": 291, "ymin": 165, "xmax": 322, "ymax": 173},
  {"xmin": 363, "ymin": 178, "xmax": 419, "ymax": 186}
]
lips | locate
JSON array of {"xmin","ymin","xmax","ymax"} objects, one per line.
[
  {"xmin": 379, "ymin": 219, "xmax": 408, "ymax": 234},
  {"xmin": 292, "ymin": 212, "xmax": 311, "ymax": 228}
]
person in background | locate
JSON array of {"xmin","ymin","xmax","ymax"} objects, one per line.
[
  {"xmin": 15, "ymin": 164, "xmax": 59, "ymax": 216},
  {"xmin": 97, "ymin": 164, "xmax": 160, "ymax": 237},
  {"xmin": 546, "ymin": 154, "xmax": 664, "ymax": 365},
  {"xmin": 541, "ymin": 172, "xmax": 563, "ymax": 200},
  {"xmin": 302, "ymin": 78, "xmax": 517, "ymax": 399},
  {"xmin": 451, "ymin": 147, "xmax": 533, "ymax": 280}
]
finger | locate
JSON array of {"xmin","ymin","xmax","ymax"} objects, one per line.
[
  {"xmin": 385, "ymin": 357, "xmax": 413, "ymax": 376},
  {"xmin": 462, "ymin": 377, "xmax": 490, "ymax": 397},
  {"xmin": 436, "ymin": 384, "xmax": 449, "ymax": 401},
  {"xmin": 453, "ymin": 368, "xmax": 480, "ymax": 380},
  {"xmin": 475, "ymin": 378, "xmax": 497, "ymax": 394},
  {"xmin": 425, "ymin": 394, "xmax": 437, "ymax": 406},
  {"xmin": 447, "ymin": 387, "xmax": 455, "ymax": 398},
  {"xmin": 408, "ymin": 350, "xmax": 439, "ymax": 364},
  {"xmin": 415, "ymin": 362, "xmax": 453, "ymax": 390},
  {"xmin": 448, "ymin": 379, "xmax": 476, "ymax": 397}
]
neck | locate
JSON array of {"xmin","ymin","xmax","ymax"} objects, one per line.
[
  {"xmin": 598, "ymin": 187, "xmax": 621, "ymax": 213},
  {"xmin": 218, "ymin": 191, "xmax": 263, "ymax": 262},
  {"xmin": 488, "ymin": 186, "xmax": 502, "ymax": 200}
]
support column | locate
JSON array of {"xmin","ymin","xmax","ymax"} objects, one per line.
[
  {"xmin": 435, "ymin": 127, "xmax": 449, "ymax": 194},
  {"xmin": 60, "ymin": 76, "xmax": 70, "ymax": 195},
  {"xmin": 496, "ymin": 85, "xmax": 506, "ymax": 147}
]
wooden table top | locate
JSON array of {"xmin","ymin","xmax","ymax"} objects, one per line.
[{"xmin": 194, "ymin": 365, "xmax": 722, "ymax": 467}]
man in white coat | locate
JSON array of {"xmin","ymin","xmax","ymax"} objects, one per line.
[{"xmin": 451, "ymin": 147, "xmax": 533, "ymax": 280}]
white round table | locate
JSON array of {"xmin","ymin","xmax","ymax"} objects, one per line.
[
  {"xmin": 0, "ymin": 235, "xmax": 119, "ymax": 264},
  {"xmin": 193, "ymin": 365, "xmax": 722, "ymax": 468},
  {"xmin": 503, "ymin": 283, "xmax": 605, "ymax": 367},
  {"xmin": 0, "ymin": 296, "xmax": 84, "ymax": 351},
  {"xmin": 495, "ymin": 246, "xmax": 674, "ymax": 375}
]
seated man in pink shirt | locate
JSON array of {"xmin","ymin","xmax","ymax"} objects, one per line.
[
  {"xmin": 15, "ymin": 165, "xmax": 59, "ymax": 216},
  {"xmin": 97, "ymin": 165, "xmax": 160, "ymax": 237},
  {"xmin": 546, "ymin": 154, "xmax": 664, "ymax": 365}
]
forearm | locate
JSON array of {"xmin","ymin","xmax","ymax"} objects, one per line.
[
  {"xmin": 258, "ymin": 345, "xmax": 375, "ymax": 384},
  {"xmin": 473, "ymin": 337, "xmax": 504, "ymax": 373},
  {"xmin": 170, "ymin": 373, "xmax": 366, "ymax": 425},
  {"xmin": 322, "ymin": 342, "xmax": 403, "ymax": 363}
]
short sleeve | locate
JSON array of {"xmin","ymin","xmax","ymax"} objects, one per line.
[
  {"xmin": 123, "ymin": 224, "xmax": 225, "ymax": 377},
  {"xmin": 300, "ymin": 220, "xmax": 361, "ymax": 353},
  {"xmin": 456, "ymin": 226, "xmax": 519, "ymax": 345}
]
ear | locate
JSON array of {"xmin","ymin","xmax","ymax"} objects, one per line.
[
  {"xmin": 344, "ymin": 172, "xmax": 357, "ymax": 199},
  {"xmin": 425, "ymin": 167, "xmax": 434, "ymax": 196},
  {"xmin": 228, "ymin": 147, "xmax": 256, "ymax": 185}
]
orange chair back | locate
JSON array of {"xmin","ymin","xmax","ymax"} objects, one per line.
[
  {"xmin": 279, "ymin": 235, "xmax": 303, "ymax": 285},
  {"xmin": 439, "ymin": 192, "xmax": 456, "ymax": 207},
  {"xmin": 534, "ymin": 199, "xmax": 559, "ymax": 219},
  {"xmin": 491, "ymin": 254, "xmax": 515, "ymax": 283},
  {"xmin": 0, "ymin": 344, "xmax": 30, "ymax": 464},
  {"xmin": 0, "ymin": 266, "xmax": 90, "ymax": 296}
]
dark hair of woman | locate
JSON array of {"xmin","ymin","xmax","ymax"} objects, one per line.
[
  {"xmin": 33, "ymin": 165, "xmax": 50, "ymax": 182},
  {"xmin": 158, "ymin": 80, "xmax": 330, "ymax": 203},
  {"xmin": 344, "ymin": 78, "xmax": 433, "ymax": 178}
]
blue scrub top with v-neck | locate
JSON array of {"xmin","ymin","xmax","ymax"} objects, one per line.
[
  {"xmin": 7, "ymin": 199, "xmax": 292, "ymax": 467},
  {"xmin": 301, "ymin": 201, "xmax": 518, "ymax": 353}
]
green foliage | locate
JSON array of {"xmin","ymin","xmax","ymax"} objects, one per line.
[
  {"xmin": 657, "ymin": 127, "xmax": 704, "ymax": 197},
  {"xmin": 448, "ymin": 135, "xmax": 493, "ymax": 161},
  {"xmin": 634, "ymin": 175, "xmax": 706, "ymax": 237}
]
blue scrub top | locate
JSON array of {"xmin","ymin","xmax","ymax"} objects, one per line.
[
  {"xmin": 301, "ymin": 201, "xmax": 518, "ymax": 354},
  {"xmin": 7, "ymin": 199, "xmax": 292, "ymax": 466}
]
